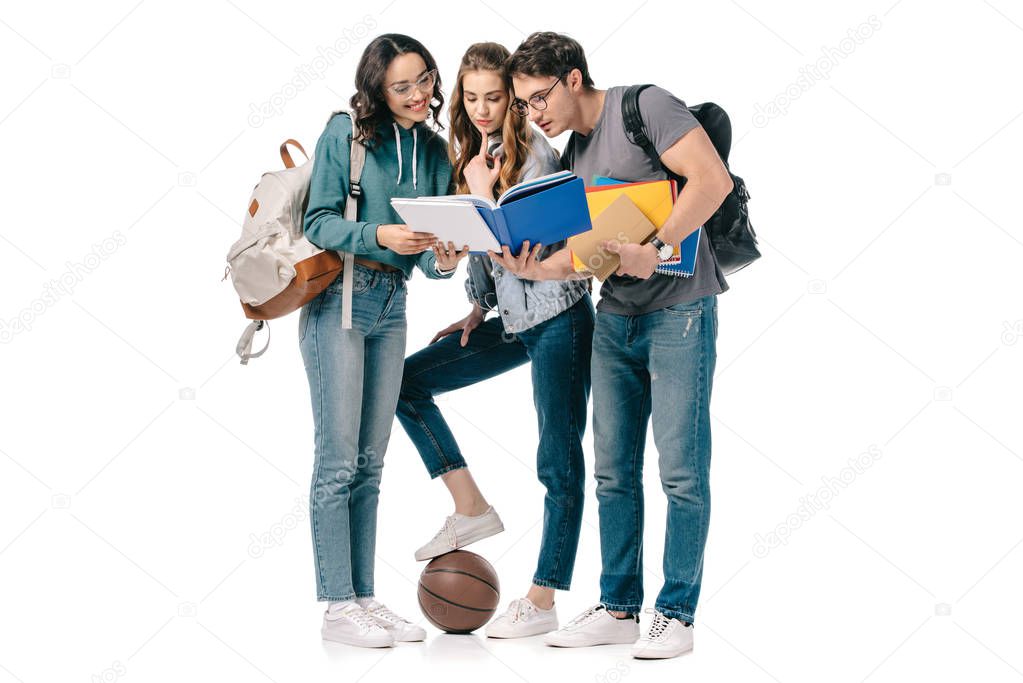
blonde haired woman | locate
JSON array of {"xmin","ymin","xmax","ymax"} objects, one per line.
[{"xmin": 396, "ymin": 42, "xmax": 595, "ymax": 639}]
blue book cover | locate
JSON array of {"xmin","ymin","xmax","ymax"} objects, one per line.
[
  {"xmin": 491, "ymin": 174, "xmax": 592, "ymax": 256},
  {"xmin": 593, "ymin": 176, "xmax": 700, "ymax": 277}
]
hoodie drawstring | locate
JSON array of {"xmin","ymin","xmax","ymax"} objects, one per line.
[
  {"xmin": 393, "ymin": 123, "xmax": 402, "ymax": 185},
  {"xmin": 411, "ymin": 127, "xmax": 418, "ymax": 190},
  {"xmin": 392, "ymin": 122, "xmax": 419, "ymax": 190}
]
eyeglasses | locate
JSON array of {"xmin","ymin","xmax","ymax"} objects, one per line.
[
  {"xmin": 510, "ymin": 75, "xmax": 565, "ymax": 117},
  {"xmin": 387, "ymin": 68, "xmax": 438, "ymax": 100}
]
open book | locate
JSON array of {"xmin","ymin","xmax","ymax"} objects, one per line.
[{"xmin": 390, "ymin": 171, "xmax": 592, "ymax": 255}]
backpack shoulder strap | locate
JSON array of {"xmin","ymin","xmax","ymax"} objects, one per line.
[
  {"xmin": 324, "ymin": 109, "xmax": 366, "ymax": 220},
  {"xmin": 324, "ymin": 109, "xmax": 363, "ymax": 329},
  {"xmin": 622, "ymin": 84, "xmax": 659, "ymax": 163},
  {"xmin": 624, "ymin": 89, "xmax": 734, "ymax": 167},
  {"xmin": 345, "ymin": 133, "xmax": 365, "ymax": 221}
]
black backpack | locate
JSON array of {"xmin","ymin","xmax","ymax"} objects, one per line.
[{"xmin": 621, "ymin": 84, "xmax": 760, "ymax": 275}]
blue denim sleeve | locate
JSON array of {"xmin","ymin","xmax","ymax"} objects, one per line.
[{"xmin": 464, "ymin": 254, "xmax": 497, "ymax": 309}]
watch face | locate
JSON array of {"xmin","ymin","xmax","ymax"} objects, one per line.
[{"xmin": 658, "ymin": 244, "xmax": 674, "ymax": 260}]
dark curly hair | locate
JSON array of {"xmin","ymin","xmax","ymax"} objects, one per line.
[
  {"xmin": 506, "ymin": 31, "xmax": 594, "ymax": 88},
  {"xmin": 349, "ymin": 34, "xmax": 445, "ymax": 147}
]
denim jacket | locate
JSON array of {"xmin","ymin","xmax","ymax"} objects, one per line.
[{"xmin": 463, "ymin": 131, "xmax": 590, "ymax": 334}]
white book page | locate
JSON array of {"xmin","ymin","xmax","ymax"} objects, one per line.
[
  {"xmin": 399, "ymin": 194, "xmax": 497, "ymax": 210},
  {"xmin": 496, "ymin": 170, "xmax": 573, "ymax": 205},
  {"xmin": 389, "ymin": 199, "xmax": 501, "ymax": 252}
]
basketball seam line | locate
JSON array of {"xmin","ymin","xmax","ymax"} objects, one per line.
[{"xmin": 422, "ymin": 567, "xmax": 500, "ymax": 595}]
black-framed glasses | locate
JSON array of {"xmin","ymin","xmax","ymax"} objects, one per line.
[
  {"xmin": 387, "ymin": 68, "xmax": 438, "ymax": 100},
  {"xmin": 510, "ymin": 74, "xmax": 565, "ymax": 117}
]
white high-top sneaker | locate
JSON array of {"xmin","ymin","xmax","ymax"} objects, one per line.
[
  {"xmin": 361, "ymin": 599, "xmax": 427, "ymax": 642},
  {"xmin": 543, "ymin": 604, "xmax": 639, "ymax": 648},
  {"xmin": 321, "ymin": 602, "xmax": 394, "ymax": 648},
  {"xmin": 414, "ymin": 506, "xmax": 504, "ymax": 561},
  {"xmin": 485, "ymin": 597, "xmax": 558, "ymax": 638},
  {"xmin": 630, "ymin": 611, "xmax": 694, "ymax": 659}
]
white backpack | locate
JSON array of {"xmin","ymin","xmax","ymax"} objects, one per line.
[{"xmin": 225, "ymin": 111, "xmax": 365, "ymax": 364}]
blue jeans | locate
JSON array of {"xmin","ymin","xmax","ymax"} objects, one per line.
[
  {"xmin": 298, "ymin": 263, "xmax": 407, "ymax": 601},
  {"xmin": 396, "ymin": 293, "xmax": 595, "ymax": 590},
  {"xmin": 592, "ymin": 294, "xmax": 718, "ymax": 624}
]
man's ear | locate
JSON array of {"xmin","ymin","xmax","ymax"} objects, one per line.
[{"xmin": 567, "ymin": 68, "xmax": 583, "ymax": 91}]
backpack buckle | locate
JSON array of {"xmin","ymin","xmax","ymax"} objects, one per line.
[{"xmin": 350, "ymin": 182, "xmax": 362, "ymax": 198}]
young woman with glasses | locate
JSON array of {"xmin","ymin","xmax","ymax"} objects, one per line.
[{"xmin": 300, "ymin": 33, "xmax": 468, "ymax": 648}]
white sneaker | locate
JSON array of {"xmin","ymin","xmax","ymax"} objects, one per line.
[
  {"xmin": 630, "ymin": 611, "xmax": 693, "ymax": 659},
  {"xmin": 414, "ymin": 506, "xmax": 504, "ymax": 561},
  {"xmin": 542, "ymin": 604, "xmax": 639, "ymax": 648},
  {"xmin": 485, "ymin": 597, "xmax": 558, "ymax": 638},
  {"xmin": 321, "ymin": 602, "xmax": 394, "ymax": 648},
  {"xmin": 362, "ymin": 599, "xmax": 427, "ymax": 642}
]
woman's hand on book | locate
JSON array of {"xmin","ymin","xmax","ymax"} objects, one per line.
[
  {"xmin": 463, "ymin": 128, "xmax": 502, "ymax": 197},
  {"xmin": 488, "ymin": 241, "xmax": 545, "ymax": 280},
  {"xmin": 377, "ymin": 224, "xmax": 436, "ymax": 254},
  {"xmin": 430, "ymin": 303, "xmax": 484, "ymax": 346},
  {"xmin": 490, "ymin": 243, "xmax": 581, "ymax": 281},
  {"xmin": 433, "ymin": 240, "xmax": 469, "ymax": 272}
]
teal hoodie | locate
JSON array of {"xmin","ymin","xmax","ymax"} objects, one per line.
[{"xmin": 303, "ymin": 112, "xmax": 454, "ymax": 279}]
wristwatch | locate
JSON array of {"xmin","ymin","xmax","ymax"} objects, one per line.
[{"xmin": 649, "ymin": 236, "xmax": 675, "ymax": 261}]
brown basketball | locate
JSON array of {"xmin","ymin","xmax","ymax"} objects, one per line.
[{"xmin": 417, "ymin": 550, "xmax": 501, "ymax": 633}]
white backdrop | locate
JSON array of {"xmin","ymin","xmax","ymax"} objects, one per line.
[{"xmin": 1, "ymin": 0, "xmax": 1021, "ymax": 681}]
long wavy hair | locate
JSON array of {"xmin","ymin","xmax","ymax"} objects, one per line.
[
  {"xmin": 349, "ymin": 34, "xmax": 445, "ymax": 147},
  {"xmin": 449, "ymin": 42, "xmax": 530, "ymax": 198}
]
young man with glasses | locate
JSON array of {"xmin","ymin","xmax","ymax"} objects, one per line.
[{"xmin": 491, "ymin": 31, "xmax": 733, "ymax": 659}]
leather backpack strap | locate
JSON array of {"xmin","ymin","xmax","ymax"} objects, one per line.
[{"xmin": 279, "ymin": 139, "xmax": 308, "ymax": 169}]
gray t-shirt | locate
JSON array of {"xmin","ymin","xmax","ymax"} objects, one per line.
[{"xmin": 562, "ymin": 85, "xmax": 728, "ymax": 315}]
